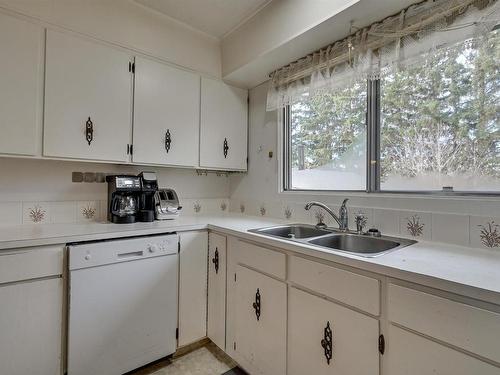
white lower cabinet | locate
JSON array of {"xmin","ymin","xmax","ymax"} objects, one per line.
[
  {"xmin": 233, "ymin": 265, "xmax": 287, "ymax": 375},
  {"xmin": 178, "ymin": 231, "xmax": 208, "ymax": 347},
  {"xmin": 386, "ymin": 325, "xmax": 500, "ymax": 375},
  {"xmin": 0, "ymin": 279, "xmax": 63, "ymax": 375},
  {"xmin": 0, "ymin": 246, "xmax": 63, "ymax": 375},
  {"xmin": 207, "ymin": 232, "xmax": 227, "ymax": 350},
  {"xmin": 288, "ymin": 287, "xmax": 380, "ymax": 375}
]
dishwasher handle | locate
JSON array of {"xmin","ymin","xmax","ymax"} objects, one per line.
[{"xmin": 117, "ymin": 251, "xmax": 144, "ymax": 259}]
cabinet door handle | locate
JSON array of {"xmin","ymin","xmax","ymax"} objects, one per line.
[
  {"xmin": 212, "ymin": 248, "xmax": 219, "ymax": 274},
  {"xmin": 165, "ymin": 129, "xmax": 171, "ymax": 153},
  {"xmin": 85, "ymin": 117, "xmax": 93, "ymax": 145},
  {"xmin": 223, "ymin": 138, "xmax": 229, "ymax": 158},
  {"xmin": 252, "ymin": 288, "xmax": 261, "ymax": 321},
  {"xmin": 320, "ymin": 321, "xmax": 333, "ymax": 365}
]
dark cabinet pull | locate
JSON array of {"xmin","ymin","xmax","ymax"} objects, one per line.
[
  {"xmin": 223, "ymin": 138, "xmax": 229, "ymax": 158},
  {"xmin": 320, "ymin": 321, "xmax": 333, "ymax": 365},
  {"xmin": 212, "ymin": 248, "xmax": 219, "ymax": 274},
  {"xmin": 379, "ymin": 334, "xmax": 385, "ymax": 355},
  {"xmin": 165, "ymin": 129, "xmax": 171, "ymax": 153},
  {"xmin": 85, "ymin": 117, "xmax": 93, "ymax": 145},
  {"xmin": 252, "ymin": 288, "xmax": 261, "ymax": 321}
]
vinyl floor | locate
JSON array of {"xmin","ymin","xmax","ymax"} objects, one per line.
[{"xmin": 129, "ymin": 342, "xmax": 246, "ymax": 375}]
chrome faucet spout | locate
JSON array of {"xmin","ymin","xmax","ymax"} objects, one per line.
[
  {"xmin": 339, "ymin": 198, "xmax": 349, "ymax": 231},
  {"xmin": 305, "ymin": 199, "xmax": 349, "ymax": 231}
]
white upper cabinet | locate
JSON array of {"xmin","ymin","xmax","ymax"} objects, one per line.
[
  {"xmin": 200, "ymin": 78, "xmax": 248, "ymax": 171},
  {"xmin": 0, "ymin": 13, "xmax": 43, "ymax": 156},
  {"xmin": 44, "ymin": 30, "xmax": 133, "ymax": 162},
  {"xmin": 133, "ymin": 57, "xmax": 200, "ymax": 167}
]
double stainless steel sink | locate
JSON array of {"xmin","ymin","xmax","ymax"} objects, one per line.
[{"xmin": 249, "ymin": 224, "xmax": 416, "ymax": 257}]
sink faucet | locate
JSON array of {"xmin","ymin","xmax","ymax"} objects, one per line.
[{"xmin": 305, "ymin": 199, "xmax": 349, "ymax": 231}]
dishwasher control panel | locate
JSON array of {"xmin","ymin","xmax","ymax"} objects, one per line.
[{"xmin": 68, "ymin": 234, "xmax": 178, "ymax": 271}]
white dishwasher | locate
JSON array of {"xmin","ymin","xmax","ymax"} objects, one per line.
[{"xmin": 68, "ymin": 234, "xmax": 178, "ymax": 375}]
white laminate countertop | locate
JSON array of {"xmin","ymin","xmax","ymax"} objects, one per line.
[{"xmin": 1, "ymin": 214, "xmax": 500, "ymax": 306}]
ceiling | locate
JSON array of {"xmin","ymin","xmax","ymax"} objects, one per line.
[{"xmin": 135, "ymin": 0, "xmax": 272, "ymax": 39}]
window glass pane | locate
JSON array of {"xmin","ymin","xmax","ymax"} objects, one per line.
[
  {"xmin": 289, "ymin": 83, "xmax": 367, "ymax": 190},
  {"xmin": 380, "ymin": 31, "xmax": 500, "ymax": 192}
]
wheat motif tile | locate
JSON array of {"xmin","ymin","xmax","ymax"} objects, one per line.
[
  {"xmin": 470, "ymin": 216, "xmax": 500, "ymax": 249},
  {"xmin": 399, "ymin": 212, "xmax": 431, "ymax": 240},
  {"xmin": 77, "ymin": 201, "xmax": 99, "ymax": 222},
  {"xmin": 23, "ymin": 202, "xmax": 50, "ymax": 224}
]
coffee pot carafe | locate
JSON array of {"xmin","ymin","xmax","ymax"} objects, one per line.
[
  {"xmin": 106, "ymin": 175, "xmax": 141, "ymax": 224},
  {"xmin": 111, "ymin": 195, "xmax": 137, "ymax": 217}
]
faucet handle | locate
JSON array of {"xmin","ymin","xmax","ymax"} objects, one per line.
[
  {"xmin": 354, "ymin": 211, "xmax": 367, "ymax": 234},
  {"xmin": 341, "ymin": 198, "xmax": 349, "ymax": 207}
]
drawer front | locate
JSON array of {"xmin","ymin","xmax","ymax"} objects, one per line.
[
  {"xmin": 289, "ymin": 256, "xmax": 380, "ymax": 315},
  {"xmin": 387, "ymin": 325, "xmax": 500, "ymax": 375},
  {"xmin": 0, "ymin": 245, "xmax": 64, "ymax": 284},
  {"xmin": 233, "ymin": 240, "xmax": 286, "ymax": 279},
  {"xmin": 388, "ymin": 284, "xmax": 500, "ymax": 364}
]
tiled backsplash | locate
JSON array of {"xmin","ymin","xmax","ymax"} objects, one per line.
[
  {"xmin": 229, "ymin": 198, "xmax": 500, "ymax": 250},
  {"xmin": 0, "ymin": 198, "xmax": 230, "ymax": 225}
]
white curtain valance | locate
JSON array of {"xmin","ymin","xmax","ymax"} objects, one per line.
[{"xmin": 266, "ymin": 0, "xmax": 500, "ymax": 111}]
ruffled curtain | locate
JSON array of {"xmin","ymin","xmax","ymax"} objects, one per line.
[{"xmin": 266, "ymin": 0, "xmax": 500, "ymax": 111}]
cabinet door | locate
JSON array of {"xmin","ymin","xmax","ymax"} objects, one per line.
[
  {"xmin": 234, "ymin": 265, "xmax": 286, "ymax": 375},
  {"xmin": 386, "ymin": 325, "xmax": 500, "ymax": 375},
  {"xmin": 200, "ymin": 78, "xmax": 247, "ymax": 171},
  {"xmin": 207, "ymin": 233, "xmax": 227, "ymax": 350},
  {"xmin": 288, "ymin": 287, "xmax": 380, "ymax": 375},
  {"xmin": 0, "ymin": 278, "xmax": 63, "ymax": 375},
  {"xmin": 133, "ymin": 57, "xmax": 200, "ymax": 167},
  {"xmin": 0, "ymin": 13, "xmax": 43, "ymax": 156},
  {"xmin": 178, "ymin": 231, "xmax": 208, "ymax": 346},
  {"xmin": 44, "ymin": 30, "xmax": 132, "ymax": 162}
]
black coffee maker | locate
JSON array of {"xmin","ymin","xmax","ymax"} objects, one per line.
[
  {"xmin": 137, "ymin": 172, "xmax": 158, "ymax": 222},
  {"xmin": 106, "ymin": 175, "xmax": 141, "ymax": 224}
]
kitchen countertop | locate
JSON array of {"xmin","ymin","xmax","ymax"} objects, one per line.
[{"xmin": 1, "ymin": 214, "xmax": 500, "ymax": 306}]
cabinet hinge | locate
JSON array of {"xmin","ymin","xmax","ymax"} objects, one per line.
[
  {"xmin": 176, "ymin": 328, "xmax": 179, "ymax": 340},
  {"xmin": 378, "ymin": 334, "xmax": 385, "ymax": 355},
  {"xmin": 129, "ymin": 61, "xmax": 135, "ymax": 73},
  {"xmin": 233, "ymin": 342, "xmax": 236, "ymax": 351},
  {"xmin": 129, "ymin": 144, "xmax": 133, "ymax": 155},
  {"xmin": 234, "ymin": 273, "xmax": 237, "ymax": 282},
  {"xmin": 178, "ymin": 241, "xmax": 181, "ymax": 253}
]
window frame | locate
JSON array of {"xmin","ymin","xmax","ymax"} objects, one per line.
[{"xmin": 282, "ymin": 78, "xmax": 500, "ymax": 197}]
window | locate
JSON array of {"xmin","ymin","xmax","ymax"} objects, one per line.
[
  {"xmin": 380, "ymin": 31, "xmax": 500, "ymax": 192},
  {"xmin": 286, "ymin": 82, "xmax": 367, "ymax": 191},
  {"xmin": 284, "ymin": 31, "xmax": 500, "ymax": 194}
]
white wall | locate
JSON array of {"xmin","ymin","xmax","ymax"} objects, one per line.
[
  {"xmin": 0, "ymin": 0, "xmax": 221, "ymax": 77},
  {"xmin": 0, "ymin": 159, "xmax": 228, "ymax": 202},
  {"xmin": 221, "ymin": 0, "xmax": 358, "ymax": 77},
  {"xmin": 0, "ymin": 158, "xmax": 230, "ymax": 225},
  {"xmin": 221, "ymin": 0, "xmax": 418, "ymax": 87},
  {"xmin": 229, "ymin": 82, "xmax": 500, "ymax": 249}
]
